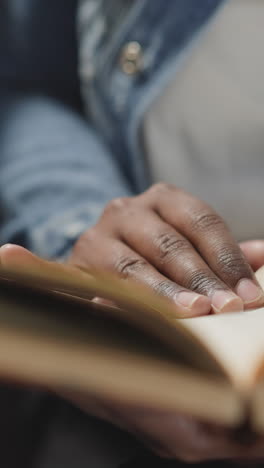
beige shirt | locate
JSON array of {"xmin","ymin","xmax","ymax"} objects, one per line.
[{"xmin": 144, "ymin": 0, "xmax": 264, "ymax": 241}]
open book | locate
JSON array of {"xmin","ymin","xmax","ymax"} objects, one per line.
[{"xmin": 1, "ymin": 249, "xmax": 264, "ymax": 434}]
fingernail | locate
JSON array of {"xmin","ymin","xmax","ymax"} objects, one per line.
[
  {"xmin": 236, "ymin": 278, "xmax": 264, "ymax": 305},
  {"xmin": 175, "ymin": 292, "xmax": 211, "ymax": 316},
  {"xmin": 211, "ymin": 290, "xmax": 243, "ymax": 314}
]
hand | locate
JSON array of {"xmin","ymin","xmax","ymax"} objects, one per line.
[
  {"xmin": 58, "ymin": 391, "xmax": 264, "ymax": 463},
  {"xmin": 69, "ymin": 184, "xmax": 264, "ymax": 317}
]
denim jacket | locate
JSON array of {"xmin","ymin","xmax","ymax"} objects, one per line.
[{"xmin": 0, "ymin": 0, "xmax": 225, "ymax": 259}]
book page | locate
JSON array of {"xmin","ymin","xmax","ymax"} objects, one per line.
[
  {"xmin": 0, "ymin": 280, "xmax": 240, "ymax": 426},
  {"xmin": 1, "ymin": 247, "xmax": 264, "ymax": 392},
  {"xmin": 180, "ymin": 308, "xmax": 264, "ymax": 390},
  {"xmin": 178, "ymin": 267, "xmax": 264, "ymax": 390},
  {"xmin": 0, "ymin": 250, "xmax": 225, "ymax": 377}
]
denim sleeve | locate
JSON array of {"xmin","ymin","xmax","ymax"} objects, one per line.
[{"xmin": 0, "ymin": 92, "xmax": 133, "ymax": 259}]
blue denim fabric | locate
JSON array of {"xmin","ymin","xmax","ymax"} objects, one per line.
[
  {"xmin": 79, "ymin": 0, "xmax": 225, "ymax": 190},
  {"xmin": 0, "ymin": 91, "xmax": 132, "ymax": 258},
  {"xmin": 0, "ymin": 0, "xmax": 225, "ymax": 259},
  {"xmin": 0, "ymin": 0, "xmax": 132, "ymax": 258}
]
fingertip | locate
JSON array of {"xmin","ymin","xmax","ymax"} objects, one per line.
[
  {"xmin": 92, "ymin": 297, "xmax": 116, "ymax": 307},
  {"xmin": 236, "ymin": 278, "xmax": 264, "ymax": 309},
  {"xmin": 191, "ymin": 295, "xmax": 212, "ymax": 316},
  {"xmin": 240, "ymin": 239, "xmax": 264, "ymax": 250},
  {"xmin": 211, "ymin": 291, "xmax": 244, "ymax": 314},
  {"xmin": 175, "ymin": 292, "xmax": 211, "ymax": 317},
  {"xmin": 0, "ymin": 244, "xmax": 39, "ymax": 269},
  {"xmin": 0, "ymin": 243, "xmax": 19, "ymax": 253},
  {"xmin": 0, "ymin": 244, "xmax": 26, "ymax": 264},
  {"xmin": 240, "ymin": 240, "xmax": 264, "ymax": 271}
]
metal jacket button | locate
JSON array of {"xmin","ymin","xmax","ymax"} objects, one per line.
[{"xmin": 119, "ymin": 41, "xmax": 143, "ymax": 75}]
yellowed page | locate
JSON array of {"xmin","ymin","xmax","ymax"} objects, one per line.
[
  {"xmin": 0, "ymin": 282, "xmax": 240, "ymax": 426},
  {"xmin": 178, "ymin": 267, "xmax": 264, "ymax": 390},
  {"xmin": 180, "ymin": 308, "xmax": 264, "ymax": 390},
  {"xmin": 0, "ymin": 252, "xmax": 228, "ymax": 377},
  {"xmin": 256, "ymin": 265, "xmax": 264, "ymax": 289},
  {"xmin": 0, "ymin": 325, "xmax": 242, "ymax": 426},
  {"xmin": 1, "ymin": 248, "xmax": 264, "ymax": 396}
]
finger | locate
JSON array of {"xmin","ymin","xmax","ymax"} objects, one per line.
[
  {"xmin": 0, "ymin": 244, "xmax": 33, "ymax": 266},
  {"xmin": 71, "ymin": 232, "xmax": 211, "ymax": 317},
  {"xmin": 92, "ymin": 297, "xmax": 117, "ymax": 307},
  {"xmin": 115, "ymin": 210, "xmax": 243, "ymax": 314},
  {"xmin": 131, "ymin": 414, "xmax": 239, "ymax": 461},
  {"xmin": 0, "ymin": 244, "xmax": 47, "ymax": 276},
  {"xmin": 0, "ymin": 244, "xmax": 95, "ymax": 298},
  {"xmin": 59, "ymin": 385, "xmax": 260, "ymax": 463},
  {"xmin": 240, "ymin": 240, "xmax": 264, "ymax": 272},
  {"xmin": 62, "ymin": 387, "xmax": 242, "ymax": 462},
  {"xmin": 145, "ymin": 184, "xmax": 264, "ymax": 309},
  {"xmin": 91, "ymin": 402, "xmax": 244, "ymax": 462}
]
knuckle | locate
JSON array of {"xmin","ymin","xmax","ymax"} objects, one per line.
[
  {"xmin": 114, "ymin": 256, "xmax": 148, "ymax": 278},
  {"xmin": 216, "ymin": 245, "xmax": 251, "ymax": 280},
  {"xmin": 103, "ymin": 197, "xmax": 131, "ymax": 216},
  {"xmin": 81, "ymin": 227, "xmax": 98, "ymax": 243},
  {"xmin": 148, "ymin": 182, "xmax": 176, "ymax": 196},
  {"xmin": 190, "ymin": 210, "xmax": 225, "ymax": 233},
  {"xmin": 155, "ymin": 233, "xmax": 190, "ymax": 262},
  {"xmin": 186, "ymin": 270, "xmax": 221, "ymax": 295},
  {"xmin": 152, "ymin": 279, "xmax": 178, "ymax": 298}
]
